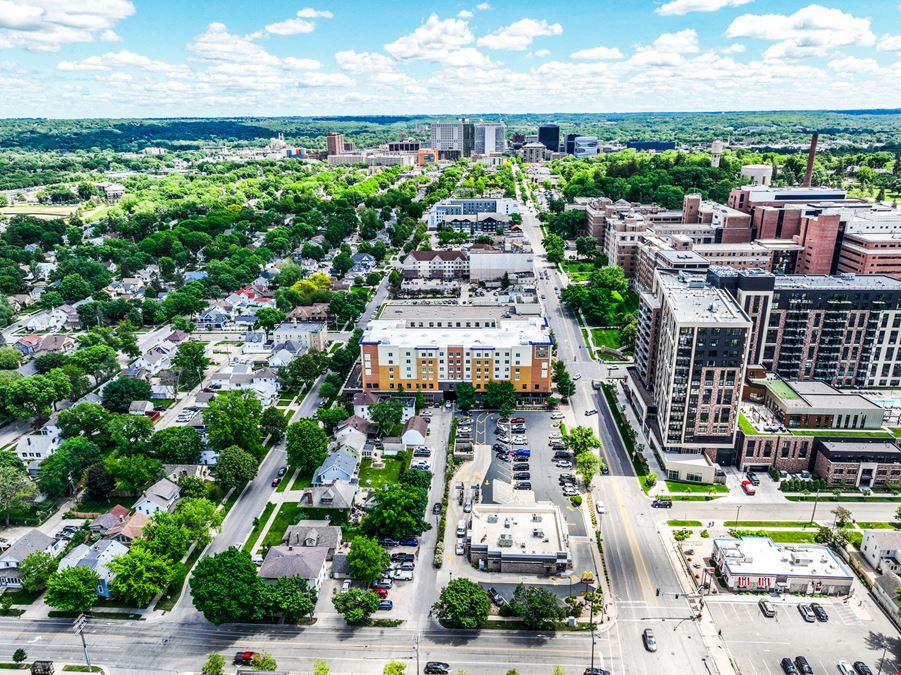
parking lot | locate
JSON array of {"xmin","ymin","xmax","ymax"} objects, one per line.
[
  {"xmin": 708, "ymin": 595, "xmax": 901, "ymax": 675},
  {"xmin": 459, "ymin": 410, "xmax": 587, "ymax": 538}
]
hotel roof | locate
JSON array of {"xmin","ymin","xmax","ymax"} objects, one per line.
[
  {"xmin": 656, "ymin": 270, "xmax": 750, "ymax": 326},
  {"xmin": 772, "ymin": 274, "xmax": 901, "ymax": 291},
  {"xmin": 362, "ymin": 316, "xmax": 550, "ymax": 349}
]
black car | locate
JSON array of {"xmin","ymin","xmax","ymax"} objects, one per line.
[
  {"xmin": 553, "ymin": 451, "xmax": 572, "ymax": 460},
  {"xmin": 810, "ymin": 602, "xmax": 828, "ymax": 622},
  {"xmin": 853, "ymin": 662, "xmax": 874, "ymax": 675},
  {"xmin": 583, "ymin": 669, "xmax": 610, "ymax": 675},
  {"xmin": 378, "ymin": 538, "xmax": 400, "ymax": 547},
  {"xmin": 277, "ymin": 466, "xmax": 287, "ymax": 476},
  {"xmin": 651, "ymin": 498, "xmax": 673, "ymax": 508},
  {"xmin": 780, "ymin": 658, "xmax": 799, "ymax": 675},
  {"xmin": 600, "ymin": 465, "xmax": 609, "ymax": 475},
  {"xmin": 511, "ymin": 426, "xmax": 526, "ymax": 434},
  {"xmin": 514, "ymin": 482, "xmax": 532, "ymax": 490},
  {"xmin": 745, "ymin": 472, "xmax": 760, "ymax": 486},
  {"xmin": 432, "ymin": 502, "xmax": 442, "ymax": 515},
  {"xmin": 496, "ymin": 454, "xmax": 511, "ymax": 463},
  {"xmin": 391, "ymin": 552, "xmax": 415, "ymax": 563},
  {"xmin": 794, "ymin": 657, "xmax": 813, "ymax": 675},
  {"xmin": 559, "ymin": 477, "xmax": 576, "ymax": 485},
  {"xmin": 424, "ymin": 663, "xmax": 450, "ymax": 675},
  {"xmin": 513, "ymin": 463, "xmax": 530, "ymax": 471},
  {"xmin": 487, "ymin": 586, "xmax": 506, "ymax": 607},
  {"xmin": 493, "ymin": 443, "xmax": 508, "ymax": 452},
  {"xmin": 513, "ymin": 472, "xmax": 531, "ymax": 480}
]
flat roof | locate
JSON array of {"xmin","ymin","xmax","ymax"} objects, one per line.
[
  {"xmin": 469, "ymin": 503, "xmax": 568, "ymax": 557},
  {"xmin": 362, "ymin": 317, "xmax": 551, "ymax": 349},
  {"xmin": 818, "ymin": 440, "xmax": 901, "ymax": 459},
  {"xmin": 379, "ymin": 304, "xmax": 510, "ymax": 321},
  {"xmin": 657, "ymin": 271, "xmax": 750, "ymax": 326},
  {"xmin": 773, "ymin": 274, "xmax": 901, "ymax": 291},
  {"xmin": 716, "ymin": 537, "xmax": 852, "ymax": 581}
]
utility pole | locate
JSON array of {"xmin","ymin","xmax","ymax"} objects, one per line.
[
  {"xmin": 414, "ymin": 632, "xmax": 420, "ymax": 674},
  {"xmin": 73, "ymin": 614, "xmax": 92, "ymax": 672},
  {"xmin": 809, "ymin": 489, "xmax": 821, "ymax": 526},
  {"xmin": 734, "ymin": 504, "xmax": 743, "ymax": 528},
  {"xmin": 588, "ymin": 588, "xmax": 596, "ymax": 672}
]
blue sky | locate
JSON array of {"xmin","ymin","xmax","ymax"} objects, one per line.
[{"xmin": 1, "ymin": 1, "xmax": 900, "ymax": 117}]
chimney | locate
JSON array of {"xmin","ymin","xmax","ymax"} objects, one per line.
[{"xmin": 802, "ymin": 133, "xmax": 819, "ymax": 188}]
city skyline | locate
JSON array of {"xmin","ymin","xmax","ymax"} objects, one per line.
[{"xmin": 1, "ymin": 1, "xmax": 900, "ymax": 118}]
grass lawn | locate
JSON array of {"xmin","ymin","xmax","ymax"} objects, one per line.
[
  {"xmin": 738, "ymin": 412, "xmax": 761, "ymax": 436},
  {"xmin": 591, "ymin": 329, "xmax": 620, "ymax": 350},
  {"xmin": 242, "ymin": 502, "xmax": 275, "ymax": 554},
  {"xmin": 725, "ymin": 520, "xmax": 815, "ymax": 528},
  {"xmin": 291, "ymin": 470, "xmax": 313, "ymax": 491},
  {"xmin": 667, "ymin": 520, "xmax": 703, "ymax": 527},
  {"xmin": 786, "ymin": 495, "xmax": 901, "ymax": 502},
  {"xmin": 260, "ymin": 503, "xmax": 349, "ymax": 550},
  {"xmin": 731, "ymin": 529, "xmax": 820, "ymax": 543},
  {"xmin": 890, "ymin": 427, "xmax": 901, "ymax": 438},
  {"xmin": 665, "ymin": 480, "xmax": 729, "ymax": 494},
  {"xmin": 2, "ymin": 589, "xmax": 41, "ymax": 605},
  {"xmin": 72, "ymin": 496, "xmax": 133, "ymax": 515},
  {"xmin": 789, "ymin": 428, "xmax": 893, "ymax": 438},
  {"xmin": 856, "ymin": 521, "xmax": 899, "ymax": 529},
  {"xmin": 155, "ymin": 543, "xmax": 205, "ymax": 612},
  {"xmin": 358, "ymin": 455, "xmax": 405, "ymax": 490},
  {"xmin": 846, "ymin": 531, "xmax": 863, "ymax": 548},
  {"xmin": 669, "ymin": 495, "xmax": 723, "ymax": 501}
]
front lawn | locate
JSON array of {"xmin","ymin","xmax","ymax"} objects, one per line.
[
  {"xmin": 730, "ymin": 529, "xmax": 819, "ymax": 543},
  {"xmin": 856, "ymin": 521, "xmax": 899, "ymax": 529},
  {"xmin": 290, "ymin": 469, "xmax": 313, "ymax": 491},
  {"xmin": 667, "ymin": 520, "xmax": 702, "ymax": 527},
  {"xmin": 665, "ymin": 480, "xmax": 729, "ymax": 494},
  {"xmin": 242, "ymin": 502, "xmax": 275, "ymax": 554},
  {"xmin": 358, "ymin": 454, "xmax": 407, "ymax": 490},
  {"xmin": 590, "ymin": 329, "xmax": 620, "ymax": 350},
  {"xmin": 260, "ymin": 503, "xmax": 349, "ymax": 550},
  {"xmin": 72, "ymin": 496, "xmax": 132, "ymax": 516}
]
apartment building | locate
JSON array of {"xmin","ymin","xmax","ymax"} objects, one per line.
[
  {"xmin": 430, "ymin": 119, "xmax": 475, "ymax": 158},
  {"xmin": 427, "ymin": 198, "xmax": 519, "ymax": 230},
  {"xmin": 359, "ymin": 314, "xmax": 552, "ymax": 398},
  {"xmin": 402, "ymin": 250, "xmax": 469, "ymax": 279},
  {"xmin": 708, "ymin": 268, "xmax": 901, "ymax": 388},
  {"xmin": 474, "ymin": 122, "xmax": 507, "ymax": 154},
  {"xmin": 628, "ymin": 269, "xmax": 751, "ymax": 482}
]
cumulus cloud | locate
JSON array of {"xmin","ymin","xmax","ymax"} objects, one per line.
[
  {"xmin": 477, "ymin": 18, "xmax": 562, "ymax": 51},
  {"xmin": 656, "ymin": 0, "xmax": 753, "ymax": 16},
  {"xmin": 190, "ymin": 22, "xmax": 280, "ymax": 65},
  {"xmin": 0, "ymin": 0, "xmax": 135, "ymax": 51},
  {"xmin": 827, "ymin": 56, "xmax": 882, "ymax": 75},
  {"xmin": 296, "ymin": 8, "xmax": 333, "ymax": 19},
  {"xmin": 720, "ymin": 43, "xmax": 745, "ymax": 54},
  {"xmin": 527, "ymin": 48, "xmax": 550, "ymax": 58},
  {"xmin": 877, "ymin": 34, "xmax": 901, "ymax": 52},
  {"xmin": 726, "ymin": 4, "xmax": 874, "ymax": 60},
  {"xmin": 458, "ymin": 9, "xmax": 473, "ymax": 18},
  {"xmin": 476, "ymin": 2, "xmax": 491, "ymax": 9},
  {"xmin": 571, "ymin": 45, "xmax": 623, "ymax": 60},
  {"xmin": 57, "ymin": 49, "xmax": 188, "ymax": 76},
  {"xmin": 639, "ymin": 28, "xmax": 700, "ymax": 54},
  {"xmin": 258, "ymin": 18, "xmax": 316, "ymax": 36},
  {"xmin": 334, "ymin": 49, "xmax": 395, "ymax": 73},
  {"xmin": 385, "ymin": 14, "xmax": 473, "ymax": 60}
]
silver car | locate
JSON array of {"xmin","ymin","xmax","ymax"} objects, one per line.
[{"xmin": 642, "ymin": 628, "xmax": 657, "ymax": 652}]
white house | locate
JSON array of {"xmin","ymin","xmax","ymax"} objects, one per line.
[
  {"xmin": 58, "ymin": 539, "xmax": 129, "ymax": 599},
  {"xmin": 271, "ymin": 322, "xmax": 327, "ymax": 352},
  {"xmin": 0, "ymin": 530, "xmax": 65, "ymax": 588},
  {"xmin": 133, "ymin": 478, "xmax": 180, "ymax": 516},
  {"xmin": 242, "ymin": 331, "xmax": 269, "ymax": 354},
  {"xmin": 861, "ymin": 530, "xmax": 901, "ymax": 574},
  {"xmin": 25, "ymin": 307, "xmax": 67, "ymax": 332},
  {"xmin": 16, "ymin": 425, "xmax": 61, "ymax": 464},
  {"xmin": 352, "ymin": 393, "xmax": 416, "ymax": 422},
  {"xmin": 312, "ymin": 448, "xmax": 359, "ymax": 486},
  {"xmin": 401, "ymin": 417, "xmax": 428, "ymax": 447},
  {"xmin": 199, "ymin": 450, "xmax": 220, "ymax": 466}
]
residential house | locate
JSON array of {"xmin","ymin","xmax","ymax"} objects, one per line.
[
  {"xmin": 242, "ymin": 331, "xmax": 268, "ymax": 354},
  {"xmin": 32, "ymin": 262, "xmax": 56, "ymax": 281},
  {"xmin": 105, "ymin": 278, "xmax": 144, "ymax": 299},
  {"xmin": 129, "ymin": 400, "xmax": 154, "ymax": 416},
  {"xmin": 283, "ymin": 520, "xmax": 342, "ymax": 559},
  {"xmin": 194, "ymin": 391, "xmax": 216, "ymax": 408},
  {"xmin": 36, "ymin": 334, "xmax": 76, "ymax": 355},
  {"xmin": 122, "ymin": 367, "xmax": 149, "ymax": 381},
  {"xmin": 334, "ymin": 416, "xmax": 372, "ymax": 450},
  {"xmin": 286, "ymin": 303, "xmax": 329, "ymax": 323},
  {"xmin": 105, "ymin": 512, "xmax": 149, "ymax": 544},
  {"xmin": 861, "ymin": 530, "xmax": 901, "ymax": 574},
  {"xmin": 25, "ymin": 308, "xmax": 66, "ymax": 332},
  {"xmin": 401, "ymin": 416, "xmax": 428, "ymax": 447},
  {"xmin": 199, "ymin": 449, "xmax": 220, "ymax": 466},
  {"xmin": 16, "ymin": 424, "xmax": 61, "ymax": 464},
  {"xmin": 272, "ymin": 322, "xmax": 327, "ymax": 352},
  {"xmin": 89, "ymin": 505, "xmax": 130, "ymax": 535},
  {"xmin": 258, "ymin": 546, "xmax": 329, "ymax": 592},
  {"xmin": 872, "ymin": 573, "xmax": 901, "ymax": 630},
  {"xmin": 133, "ymin": 478, "xmax": 180, "ymax": 516},
  {"xmin": 297, "ymin": 483, "xmax": 357, "ymax": 510},
  {"xmin": 150, "ymin": 384, "xmax": 176, "ymax": 400},
  {"xmin": 0, "ymin": 530, "xmax": 65, "ymax": 588},
  {"xmin": 134, "ymin": 341, "xmax": 176, "ymax": 376},
  {"xmin": 312, "ymin": 448, "xmax": 359, "ymax": 486},
  {"xmin": 351, "ymin": 252, "xmax": 376, "ymax": 269},
  {"xmin": 59, "ymin": 304, "xmax": 81, "ymax": 330},
  {"xmin": 352, "ymin": 393, "xmax": 416, "ymax": 423},
  {"xmin": 269, "ymin": 342, "xmax": 303, "ymax": 367},
  {"xmin": 13, "ymin": 334, "xmax": 43, "ymax": 357},
  {"xmin": 165, "ymin": 330, "xmax": 191, "ymax": 345},
  {"xmin": 58, "ymin": 539, "xmax": 129, "ymax": 599},
  {"xmin": 184, "ymin": 271, "xmax": 209, "ymax": 283},
  {"xmin": 197, "ymin": 306, "xmax": 231, "ymax": 330}
]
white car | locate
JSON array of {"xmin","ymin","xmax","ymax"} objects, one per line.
[
  {"xmin": 512, "ymin": 436, "xmax": 528, "ymax": 445},
  {"xmin": 572, "ymin": 373, "xmax": 582, "ymax": 381},
  {"xmin": 836, "ymin": 663, "xmax": 854, "ymax": 675},
  {"xmin": 595, "ymin": 501, "xmax": 606, "ymax": 515},
  {"xmin": 556, "ymin": 461, "xmax": 573, "ymax": 469},
  {"xmin": 455, "ymin": 542, "xmax": 465, "ymax": 555},
  {"xmin": 562, "ymin": 486, "xmax": 577, "ymax": 496},
  {"xmin": 341, "ymin": 579, "xmax": 352, "ymax": 592},
  {"xmin": 550, "ymin": 412, "xmax": 564, "ymax": 420},
  {"xmin": 389, "ymin": 569, "xmax": 413, "ymax": 581}
]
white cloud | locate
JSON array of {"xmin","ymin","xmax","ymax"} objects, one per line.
[
  {"xmin": 57, "ymin": 50, "xmax": 188, "ymax": 76},
  {"xmin": 296, "ymin": 8, "xmax": 333, "ymax": 19},
  {"xmin": 0, "ymin": 0, "xmax": 135, "ymax": 51},
  {"xmin": 284, "ymin": 56, "xmax": 322, "ymax": 70},
  {"xmin": 260, "ymin": 18, "xmax": 316, "ymax": 36},
  {"xmin": 726, "ymin": 4, "xmax": 874, "ymax": 60},
  {"xmin": 296, "ymin": 71, "xmax": 352, "ymax": 87},
  {"xmin": 720, "ymin": 43, "xmax": 745, "ymax": 54},
  {"xmin": 190, "ymin": 22, "xmax": 280, "ymax": 65},
  {"xmin": 639, "ymin": 28, "xmax": 700, "ymax": 54},
  {"xmin": 457, "ymin": 9, "xmax": 473, "ymax": 18},
  {"xmin": 438, "ymin": 46, "xmax": 493, "ymax": 67},
  {"xmin": 827, "ymin": 56, "xmax": 881, "ymax": 74},
  {"xmin": 527, "ymin": 48, "xmax": 550, "ymax": 58},
  {"xmin": 477, "ymin": 18, "xmax": 562, "ymax": 51},
  {"xmin": 877, "ymin": 34, "xmax": 901, "ymax": 52},
  {"xmin": 571, "ymin": 45, "xmax": 623, "ymax": 60},
  {"xmin": 100, "ymin": 29, "xmax": 121, "ymax": 42},
  {"xmin": 371, "ymin": 71, "xmax": 415, "ymax": 86},
  {"xmin": 385, "ymin": 14, "xmax": 474, "ymax": 60},
  {"xmin": 476, "ymin": 2, "xmax": 491, "ymax": 9},
  {"xmin": 334, "ymin": 50, "xmax": 395, "ymax": 73},
  {"xmin": 656, "ymin": 0, "xmax": 753, "ymax": 16}
]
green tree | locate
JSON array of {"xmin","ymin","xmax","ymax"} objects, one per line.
[
  {"xmin": 59, "ymin": 273, "xmax": 92, "ymax": 302},
  {"xmin": 831, "ymin": 505, "xmax": 852, "ymax": 528},
  {"xmin": 101, "ymin": 377, "xmax": 152, "ymax": 413},
  {"xmin": 19, "ymin": 551, "xmax": 58, "ymax": 592},
  {"xmin": 286, "ymin": 419, "xmax": 329, "ymax": 474},
  {"xmin": 172, "ymin": 341, "xmax": 210, "ymax": 391},
  {"xmin": 5, "ymin": 370, "xmax": 71, "ymax": 420},
  {"xmin": 362, "ymin": 484, "xmax": 430, "ymax": 540},
  {"xmin": 260, "ymin": 407, "xmax": 288, "ymax": 443},
  {"xmin": 38, "ymin": 437, "xmax": 102, "ymax": 497},
  {"xmin": 576, "ymin": 452, "xmax": 601, "ymax": 487},
  {"xmin": 369, "ymin": 401, "xmax": 403, "ymax": 436},
  {"xmin": 57, "ymin": 402, "xmax": 110, "ymax": 442},
  {"xmin": 347, "ymin": 536, "xmax": 390, "ymax": 584},
  {"xmin": 254, "ymin": 308, "xmax": 285, "ymax": 340},
  {"xmin": 542, "ymin": 233, "xmax": 565, "ymax": 263},
  {"xmin": 108, "ymin": 546, "xmax": 175, "ymax": 607},
  {"xmin": 433, "ymin": 578, "xmax": 490, "ymax": 629},
  {"xmin": 815, "ymin": 526, "xmax": 833, "ymax": 544},
  {"xmin": 69, "ymin": 344, "xmax": 119, "ymax": 382},
  {"xmin": 45, "ymin": 566, "xmax": 100, "ymax": 612},
  {"xmin": 266, "ymin": 576, "xmax": 317, "ymax": 622},
  {"xmin": 201, "ymin": 653, "xmax": 225, "ymax": 675},
  {"xmin": 104, "ymin": 453, "xmax": 162, "ymax": 494},
  {"xmin": 205, "ymin": 390, "xmax": 263, "ymax": 457},
  {"xmin": 178, "ymin": 474, "xmax": 209, "ymax": 499},
  {"xmin": 455, "ymin": 382, "xmax": 475, "ymax": 412},
  {"xmin": 312, "ymin": 659, "xmax": 331, "ymax": 675},
  {"xmin": 575, "ymin": 235, "xmax": 599, "ymax": 259},
  {"xmin": 555, "ymin": 370, "xmax": 576, "ymax": 400},
  {"xmin": 507, "ymin": 584, "xmax": 566, "ymax": 629},
  {"xmin": 214, "ymin": 445, "xmax": 258, "ymax": 491},
  {"xmin": 317, "ymin": 406, "xmax": 351, "ymax": 433},
  {"xmin": 567, "ymin": 426, "xmax": 601, "ymax": 455},
  {"xmin": 190, "ymin": 548, "xmax": 266, "ymax": 625},
  {"xmin": 278, "ymin": 352, "xmax": 327, "ymax": 389},
  {"xmin": 383, "ymin": 663, "xmax": 406, "ymax": 675},
  {"xmin": 173, "ymin": 497, "xmax": 223, "ymax": 547},
  {"xmin": 500, "ymin": 271, "xmax": 511, "ymax": 290},
  {"xmin": 150, "ymin": 426, "xmax": 203, "ymax": 464},
  {"xmin": 250, "ymin": 652, "xmax": 277, "ymax": 671},
  {"xmin": 0, "ymin": 346, "xmax": 21, "ymax": 370},
  {"xmin": 12, "ymin": 649, "xmax": 26, "ymax": 665},
  {"xmin": 332, "ymin": 587, "xmax": 380, "ymax": 624},
  {"xmin": 0, "ymin": 465, "xmax": 36, "ymax": 525},
  {"xmin": 137, "ymin": 511, "xmax": 190, "ymax": 562},
  {"xmin": 483, "ymin": 380, "xmax": 516, "ymax": 416},
  {"xmin": 108, "ymin": 413, "xmax": 154, "ymax": 454}
]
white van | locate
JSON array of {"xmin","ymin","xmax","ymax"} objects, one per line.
[
  {"xmin": 595, "ymin": 501, "xmax": 606, "ymax": 515},
  {"xmin": 457, "ymin": 519, "xmax": 466, "ymax": 536}
]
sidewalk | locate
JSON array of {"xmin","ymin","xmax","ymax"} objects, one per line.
[{"xmin": 604, "ymin": 380, "xmax": 667, "ymax": 496}]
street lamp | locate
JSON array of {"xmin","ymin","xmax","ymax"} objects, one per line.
[
  {"xmin": 876, "ymin": 645, "xmax": 888, "ymax": 675},
  {"xmin": 809, "ymin": 489, "xmax": 821, "ymax": 526},
  {"xmin": 734, "ymin": 504, "xmax": 743, "ymax": 529}
]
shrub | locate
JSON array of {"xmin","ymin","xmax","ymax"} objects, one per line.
[{"xmin": 570, "ymin": 495, "xmax": 582, "ymax": 506}]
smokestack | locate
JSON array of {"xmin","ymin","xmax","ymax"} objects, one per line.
[{"xmin": 802, "ymin": 132, "xmax": 819, "ymax": 188}]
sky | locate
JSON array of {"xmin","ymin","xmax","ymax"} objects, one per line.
[{"xmin": 1, "ymin": 0, "xmax": 900, "ymax": 118}]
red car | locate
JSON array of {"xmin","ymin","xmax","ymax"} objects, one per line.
[
  {"xmin": 271, "ymin": 477, "xmax": 281, "ymax": 487},
  {"xmin": 373, "ymin": 587, "xmax": 389, "ymax": 599},
  {"xmin": 233, "ymin": 651, "xmax": 255, "ymax": 666},
  {"xmin": 510, "ymin": 417, "xmax": 526, "ymax": 424},
  {"xmin": 741, "ymin": 480, "xmax": 756, "ymax": 496}
]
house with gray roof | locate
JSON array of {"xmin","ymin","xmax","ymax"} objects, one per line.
[
  {"xmin": 312, "ymin": 448, "xmax": 359, "ymax": 486},
  {"xmin": 0, "ymin": 530, "xmax": 64, "ymax": 588},
  {"xmin": 58, "ymin": 539, "xmax": 129, "ymax": 598},
  {"xmin": 298, "ymin": 482, "xmax": 357, "ymax": 510},
  {"xmin": 258, "ymin": 546, "xmax": 329, "ymax": 592},
  {"xmin": 133, "ymin": 478, "xmax": 180, "ymax": 516},
  {"xmin": 282, "ymin": 520, "xmax": 342, "ymax": 559}
]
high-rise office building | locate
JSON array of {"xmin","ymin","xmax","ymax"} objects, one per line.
[
  {"xmin": 538, "ymin": 124, "xmax": 560, "ymax": 153},
  {"xmin": 326, "ymin": 131, "xmax": 345, "ymax": 156},
  {"xmin": 565, "ymin": 133, "xmax": 579, "ymax": 155},
  {"xmin": 474, "ymin": 122, "xmax": 507, "ymax": 154},
  {"xmin": 430, "ymin": 118, "xmax": 475, "ymax": 157},
  {"xmin": 573, "ymin": 136, "xmax": 599, "ymax": 158}
]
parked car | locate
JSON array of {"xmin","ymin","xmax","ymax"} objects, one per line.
[
  {"xmin": 271, "ymin": 477, "xmax": 281, "ymax": 487},
  {"xmin": 378, "ymin": 538, "xmax": 400, "ymax": 547},
  {"xmin": 797, "ymin": 604, "xmax": 816, "ymax": 623},
  {"xmin": 463, "ymin": 499, "xmax": 473, "ymax": 513},
  {"xmin": 455, "ymin": 542, "xmax": 465, "ymax": 555},
  {"xmin": 550, "ymin": 412, "xmax": 564, "ymax": 420},
  {"xmin": 741, "ymin": 480, "xmax": 756, "ymax": 496},
  {"xmin": 837, "ymin": 662, "xmax": 855, "ymax": 675},
  {"xmin": 233, "ymin": 652, "xmax": 255, "ymax": 666},
  {"xmin": 780, "ymin": 658, "xmax": 799, "ymax": 675},
  {"xmin": 341, "ymin": 579, "xmax": 352, "ymax": 592},
  {"xmin": 758, "ymin": 598, "xmax": 776, "ymax": 617},
  {"xmin": 556, "ymin": 461, "xmax": 573, "ymax": 469},
  {"xmin": 424, "ymin": 662, "xmax": 450, "ymax": 675},
  {"xmin": 810, "ymin": 602, "xmax": 828, "ymax": 622},
  {"xmin": 391, "ymin": 553, "xmax": 415, "ymax": 563},
  {"xmin": 377, "ymin": 600, "xmax": 393, "ymax": 610},
  {"xmin": 794, "ymin": 656, "xmax": 813, "ymax": 675},
  {"xmin": 493, "ymin": 443, "xmax": 509, "ymax": 452},
  {"xmin": 513, "ymin": 463, "xmax": 530, "ymax": 471},
  {"xmin": 515, "ymin": 482, "xmax": 532, "ymax": 490},
  {"xmin": 583, "ymin": 669, "xmax": 610, "ymax": 675},
  {"xmin": 572, "ymin": 373, "xmax": 582, "ymax": 381},
  {"xmin": 585, "ymin": 409, "xmax": 598, "ymax": 416},
  {"xmin": 496, "ymin": 454, "xmax": 511, "ymax": 463},
  {"xmin": 852, "ymin": 662, "xmax": 874, "ymax": 675},
  {"xmin": 372, "ymin": 579, "xmax": 392, "ymax": 589},
  {"xmin": 642, "ymin": 628, "xmax": 657, "ymax": 652},
  {"xmin": 373, "ymin": 587, "xmax": 388, "ymax": 599},
  {"xmin": 389, "ymin": 569, "xmax": 413, "ymax": 581},
  {"xmin": 432, "ymin": 503, "xmax": 442, "ymax": 515},
  {"xmin": 511, "ymin": 417, "xmax": 526, "ymax": 424},
  {"xmin": 745, "ymin": 472, "xmax": 760, "ymax": 486},
  {"xmin": 651, "ymin": 498, "xmax": 673, "ymax": 508},
  {"xmin": 596, "ymin": 501, "xmax": 606, "ymax": 515},
  {"xmin": 488, "ymin": 587, "xmax": 506, "ymax": 607},
  {"xmin": 513, "ymin": 472, "xmax": 531, "ymax": 480},
  {"xmin": 400, "ymin": 537, "xmax": 418, "ymax": 547},
  {"xmin": 277, "ymin": 466, "xmax": 287, "ymax": 476},
  {"xmin": 512, "ymin": 436, "xmax": 528, "ymax": 445}
]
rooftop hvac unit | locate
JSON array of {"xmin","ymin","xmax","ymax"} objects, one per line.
[
  {"xmin": 497, "ymin": 534, "xmax": 513, "ymax": 548},
  {"xmin": 532, "ymin": 529, "xmax": 545, "ymax": 538},
  {"xmin": 487, "ymin": 514, "xmax": 498, "ymax": 523},
  {"xmin": 531, "ymin": 514, "xmax": 542, "ymax": 522},
  {"xmin": 504, "ymin": 518, "xmax": 511, "ymax": 529}
]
